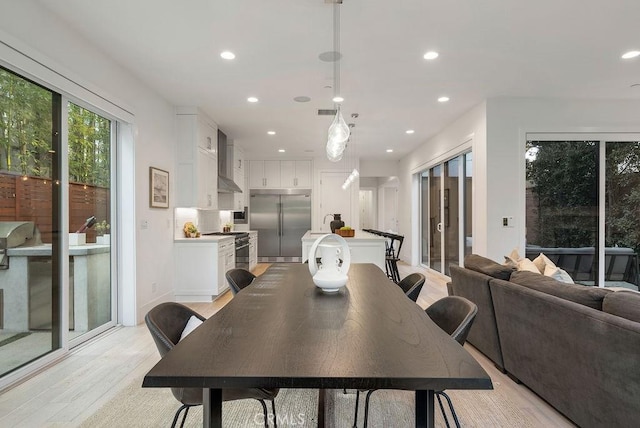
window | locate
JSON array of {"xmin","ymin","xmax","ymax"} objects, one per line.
[{"xmin": 526, "ymin": 136, "xmax": 639, "ymax": 291}]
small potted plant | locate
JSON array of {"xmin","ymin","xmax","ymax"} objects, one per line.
[
  {"xmin": 96, "ymin": 220, "xmax": 110, "ymax": 244},
  {"xmin": 183, "ymin": 222, "xmax": 200, "ymax": 238}
]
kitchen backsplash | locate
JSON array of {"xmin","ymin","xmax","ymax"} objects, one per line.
[{"xmin": 174, "ymin": 207, "xmax": 237, "ymax": 238}]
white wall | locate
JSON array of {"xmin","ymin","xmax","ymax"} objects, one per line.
[
  {"xmin": 485, "ymin": 97, "xmax": 640, "ymax": 261},
  {"xmin": 398, "ymin": 102, "xmax": 486, "ymax": 265},
  {"xmin": 360, "ymin": 159, "xmax": 398, "ymax": 177},
  {"xmin": 0, "ymin": 2, "xmax": 177, "ymax": 325},
  {"xmin": 399, "ymin": 97, "xmax": 640, "ymax": 268}
]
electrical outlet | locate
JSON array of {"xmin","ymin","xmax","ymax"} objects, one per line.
[
  {"xmin": 502, "ymin": 216, "xmax": 514, "ymax": 228},
  {"xmin": 141, "ymin": 220, "xmax": 148, "ymax": 229},
  {"xmin": 151, "ymin": 282, "xmax": 157, "ymax": 293}
]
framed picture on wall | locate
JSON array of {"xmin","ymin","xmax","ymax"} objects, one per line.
[{"xmin": 149, "ymin": 167, "xmax": 169, "ymax": 208}]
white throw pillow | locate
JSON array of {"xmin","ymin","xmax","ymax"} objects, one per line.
[
  {"xmin": 532, "ymin": 252, "xmax": 556, "ymax": 274},
  {"xmin": 517, "ymin": 258, "xmax": 540, "ymax": 273},
  {"xmin": 504, "ymin": 248, "xmax": 523, "ymax": 268},
  {"xmin": 179, "ymin": 315, "xmax": 203, "ymax": 342},
  {"xmin": 543, "ymin": 264, "xmax": 575, "ymax": 284}
]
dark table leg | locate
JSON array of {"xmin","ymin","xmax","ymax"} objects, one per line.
[
  {"xmin": 415, "ymin": 390, "xmax": 434, "ymax": 428},
  {"xmin": 203, "ymin": 388, "xmax": 222, "ymax": 428},
  {"xmin": 317, "ymin": 388, "xmax": 325, "ymax": 427}
]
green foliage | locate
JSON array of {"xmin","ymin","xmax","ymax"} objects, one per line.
[
  {"xmin": 0, "ymin": 68, "xmax": 111, "ymax": 186},
  {"xmin": 527, "ymin": 140, "xmax": 640, "ymax": 252}
]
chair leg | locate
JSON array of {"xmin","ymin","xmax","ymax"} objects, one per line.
[
  {"xmin": 437, "ymin": 391, "xmax": 461, "ymax": 428},
  {"xmin": 257, "ymin": 399, "xmax": 269, "ymax": 427},
  {"xmin": 171, "ymin": 404, "xmax": 189, "ymax": 428},
  {"xmin": 363, "ymin": 389, "xmax": 376, "ymax": 428},
  {"xmin": 353, "ymin": 390, "xmax": 360, "ymax": 428},
  {"xmin": 179, "ymin": 406, "xmax": 190, "ymax": 428},
  {"xmin": 436, "ymin": 393, "xmax": 451, "ymax": 428},
  {"xmin": 271, "ymin": 398, "xmax": 277, "ymax": 428}
]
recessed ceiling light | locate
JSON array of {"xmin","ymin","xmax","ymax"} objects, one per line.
[
  {"xmin": 406, "ymin": 129, "xmax": 415, "ymax": 134},
  {"xmin": 278, "ymin": 149, "xmax": 286, "ymax": 153},
  {"xmin": 438, "ymin": 96, "xmax": 450, "ymax": 102},
  {"xmin": 621, "ymin": 50, "xmax": 640, "ymax": 59},
  {"xmin": 423, "ymin": 51, "xmax": 439, "ymax": 60},
  {"xmin": 267, "ymin": 131, "xmax": 276, "ymax": 135},
  {"xmin": 247, "ymin": 97, "xmax": 258, "ymax": 103},
  {"xmin": 386, "ymin": 149, "xmax": 394, "ymax": 153},
  {"xmin": 332, "ymin": 96, "xmax": 344, "ymax": 103},
  {"xmin": 220, "ymin": 51, "xmax": 235, "ymax": 60}
]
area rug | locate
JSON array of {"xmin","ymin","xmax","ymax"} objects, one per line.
[{"xmin": 80, "ymin": 378, "xmax": 534, "ymax": 427}]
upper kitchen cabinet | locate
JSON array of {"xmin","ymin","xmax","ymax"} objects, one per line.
[
  {"xmin": 280, "ymin": 160, "xmax": 312, "ymax": 188},
  {"xmin": 175, "ymin": 107, "xmax": 218, "ymax": 208},
  {"xmin": 248, "ymin": 160, "xmax": 281, "ymax": 188},
  {"xmin": 233, "ymin": 145, "xmax": 245, "ymax": 210}
]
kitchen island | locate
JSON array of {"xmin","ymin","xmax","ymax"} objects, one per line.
[{"xmin": 301, "ymin": 230, "xmax": 387, "ymax": 271}]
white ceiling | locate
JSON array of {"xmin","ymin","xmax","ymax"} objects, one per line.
[{"xmin": 38, "ymin": 0, "xmax": 640, "ymax": 160}]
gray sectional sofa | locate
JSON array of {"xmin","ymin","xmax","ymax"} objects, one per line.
[{"xmin": 448, "ymin": 255, "xmax": 640, "ymax": 428}]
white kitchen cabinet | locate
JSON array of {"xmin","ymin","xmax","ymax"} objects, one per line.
[
  {"xmin": 174, "ymin": 237, "xmax": 233, "ymax": 301},
  {"xmin": 248, "ymin": 231, "xmax": 258, "ymax": 271},
  {"xmin": 280, "ymin": 160, "xmax": 312, "ymax": 188},
  {"xmin": 233, "ymin": 145, "xmax": 245, "ymax": 210},
  {"xmin": 196, "ymin": 147, "xmax": 218, "ymax": 209},
  {"xmin": 217, "ymin": 238, "xmax": 235, "ymax": 293},
  {"xmin": 176, "ymin": 108, "xmax": 218, "ymax": 208},
  {"xmin": 248, "ymin": 160, "xmax": 281, "ymax": 188}
]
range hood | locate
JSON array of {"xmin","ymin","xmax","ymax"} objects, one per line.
[{"xmin": 217, "ymin": 129, "xmax": 242, "ymax": 193}]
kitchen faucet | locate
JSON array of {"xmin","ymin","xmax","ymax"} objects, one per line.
[{"xmin": 323, "ymin": 214, "xmax": 334, "ymax": 228}]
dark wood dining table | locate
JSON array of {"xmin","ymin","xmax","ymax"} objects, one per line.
[{"xmin": 143, "ymin": 263, "xmax": 492, "ymax": 427}]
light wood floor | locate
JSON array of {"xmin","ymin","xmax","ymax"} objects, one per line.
[{"xmin": 0, "ymin": 263, "xmax": 574, "ymax": 427}]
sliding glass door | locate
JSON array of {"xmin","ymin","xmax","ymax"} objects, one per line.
[
  {"xmin": 0, "ymin": 66, "xmax": 117, "ymax": 379},
  {"xmin": 526, "ymin": 135, "xmax": 640, "ymax": 290},
  {"xmin": 67, "ymin": 102, "xmax": 114, "ymax": 343},
  {"xmin": 0, "ymin": 67, "xmax": 61, "ymax": 375},
  {"xmin": 420, "ymin": 151, "xmax": 472, "ymax": 275}
]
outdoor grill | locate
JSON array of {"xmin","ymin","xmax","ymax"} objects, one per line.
[{"xmin": 0, "ymin": 221, "xmax": 42, "ymax": 270}]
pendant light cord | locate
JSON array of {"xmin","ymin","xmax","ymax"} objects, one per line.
[{"xmin": 333, "ymin": 3, "xmax": 340, "ymax": 104}]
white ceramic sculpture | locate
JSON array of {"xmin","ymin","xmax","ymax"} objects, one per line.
[{"xmin": 308, "ymin": 233, "xmax": 351, "ymax": 292}]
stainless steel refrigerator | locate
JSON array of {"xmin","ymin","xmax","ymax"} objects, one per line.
[{"xmin": 250, "ymin": 189, "xmax": 311, "ymax": 258}]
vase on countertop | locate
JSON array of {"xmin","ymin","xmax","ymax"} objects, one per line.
[{"xmin": 330, "ymin": 214, "xmax": 345, "ymax": 234}]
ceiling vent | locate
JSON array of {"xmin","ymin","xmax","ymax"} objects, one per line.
[
  {"xmin": 324, "ymin": 0, "xmax": 343, "ymax": 3},
  {"xmin": 317, "ymin": 109, "xmax": 338, "ymax": 116}
]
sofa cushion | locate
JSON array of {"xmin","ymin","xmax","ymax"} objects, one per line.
[
  {"xmin": 464, "ymin": 254, "xmax": 514, "ymax": 280},
  {"xmin": 543, "ymin": 264, "xmax": 575, "ymax": 284},
  {"xmin": 603, "ymin": 291, "xmax": 640, "ymax": 323},
  {"xmin": 517, "ymin": 258, "xmax": 541, "ymax": 273},
  {"xmin": 533, "ymin": 252, "xmax": 555, "ymax": 273},
  {"xmin": 509, "ymin": 270, "xmax": 612, "ymax": 310}
]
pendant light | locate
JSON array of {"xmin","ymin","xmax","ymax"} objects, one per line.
[{"xmin": 326, "ymin": 1, "xmax": 350, "ymax": 161}]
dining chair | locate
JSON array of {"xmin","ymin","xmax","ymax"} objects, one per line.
[
  {"xmin": 353, "ymin": 296, "xmax": 478, "ymax": 428},
  {"xmin": 145, "ymin": 302, "xmax": 279, "ymax": 428},
  {"xmin": 396, "ymin": 272, "xmax": 426, "ymax": 302},
  {"xmin": 225, "ymin": 268, "xmax": 256, "ymax": 295}
]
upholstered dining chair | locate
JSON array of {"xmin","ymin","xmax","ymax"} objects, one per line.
[
  {"xmin": 397, "ymin": 272, "xmax": 426, "ymax": 302},
  {"xmin": 225, "ymin": 268, "xmax": 256, "ymax": 295},
  {"xmin": 353, "ymin": 296, "xmax": 478, "ymax": 428},
  {"xmin": 145, "ymin": 302, "xmax": 279, "ymax": 428}
]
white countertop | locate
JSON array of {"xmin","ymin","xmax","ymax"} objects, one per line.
[
  {"xmin": 174, "ymin": 235, "xmax": 235, "ymax": 243},
  {"xmin": 301, "ymin": 230, "xmax": 387, "ymax": 242},
  {"xmin": 7, "ymin": 243, "xmax": 111, "ymax": 256}
]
